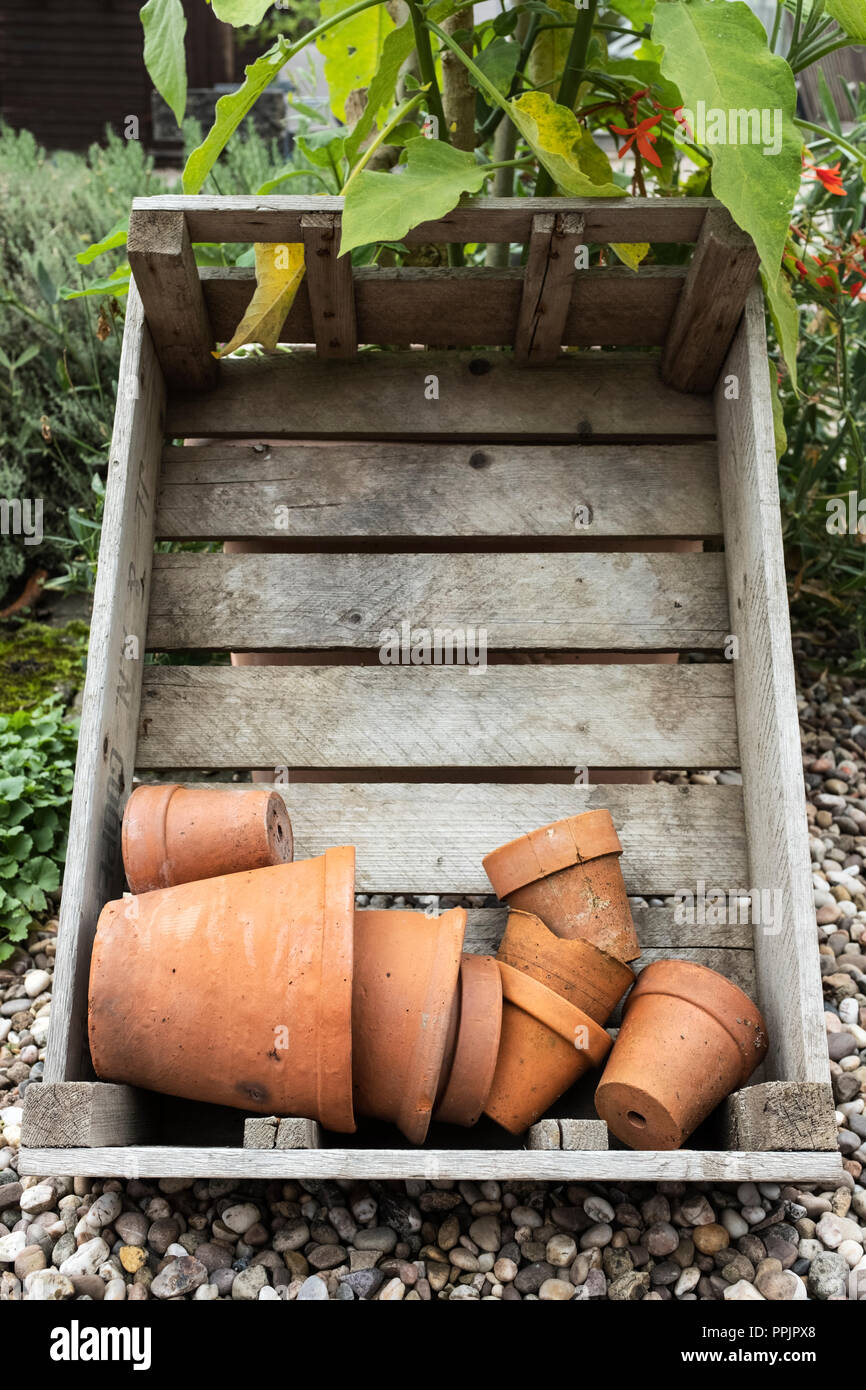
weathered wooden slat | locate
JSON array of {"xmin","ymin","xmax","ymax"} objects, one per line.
[
  {"xmin": 18, "ymin": 1146, "xmax": 844, "ymax": 1182},
  {"xmin": 662, "ymin": 208, "xmax": 760, "ymax": 393},
  {"xmin": 716, "ymin": 291, "xmax": 830, "ymax": 1089},
  {"xmin": 137, "ymin": 664, "xmax": 738, "ymax": 770},
  {"xmin": 299, "ymin": 212, "xmax": 357, "ymax": 358},
  {"xmin": 133, "ymin": 194, "xmax": 715, "ymax": 245},
  {"xmin": 515, "ymin": 213, "xmax": 583, "ymax": 363},
  {"xmin": 155, "ymin": 441, "xmax": 722, "ymax": 541},
  {"xmin": 127, "ymin": 209, "xmax": 217, "ymax": 391},
  {"xmin": 463, "ymin": 908, "xmax": 755, "ymax": 961},
  {"xmin": 200, "ymin": 263, "xmax": 684, "ymax": 349},
  {"xmin": 45, "ymin": 284, "xmax": 165, "ymax": 1087},
  {"xmin": 22, "ymin": 1083, "xmax": 154, "ymax": 1148},
  {"xmin": 166, "ymin": 351, "xmax": 716, "ymax": 441},
  {"xmin": 189, "ymin": 782, "xmax": 747, "ymax": 894},
  {"xmin": 725, "ymin": 1082, "xmax": 838, "ymax": 1152},
  {"xmin": 147, "ymin": 552, "xmax": 729, "ymax": 652}
]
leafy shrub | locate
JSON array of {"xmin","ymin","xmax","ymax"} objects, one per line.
[{"xmin": 0, "ymin": 702, "xmax": 77, "ymax": 958}]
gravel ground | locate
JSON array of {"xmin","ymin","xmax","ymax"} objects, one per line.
[{"xmin": 2, "ymin": 656, "xmax": 865, "ymax": 1302}]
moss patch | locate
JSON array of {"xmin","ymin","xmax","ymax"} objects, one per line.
[{"xmin": 0, "ymin": 620, "xmax": 89, "ymax": 713}]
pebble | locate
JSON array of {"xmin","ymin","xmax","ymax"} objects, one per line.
[{"xmin": 297, "ymin": 1275, "xmax": 329, "ymax": 1301}]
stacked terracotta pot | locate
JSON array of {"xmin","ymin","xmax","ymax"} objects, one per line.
[
  {"xmin": 89, "ymin": 785, "xmax": 504, "ymax": 1142},
  {"xmin": 89, "ymin": 786, "xmax": 769, "ymax": 1149}
]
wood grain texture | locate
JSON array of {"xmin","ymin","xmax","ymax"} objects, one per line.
[
  {"xmin": 21, "ymin": 1083, "xmax": 154, "ymax": 1148},
  {"xmin": 127, "ymin": 209, "xmax": 217, "ymax": 390},
  {"xmin": 166, "ymin": 350, "xmax": 716, "ymax": 441},
  {"xmin": 18, "ymin": 1146, "xmax": 844, "ymax": 1182},
  {"xmin": 137, "ymin": 664, "xmax": 738, "ymax": 769},
  {"xmin": 515, "ymin": 213, "xmax": 584, "ymax": 362},
  {"xmin": 528, "ymin": 1119, "xmax": 609, "ymax": 1150},
  {"xmin": 662, "ymin": 208, "xmax": 760, "ymax": 393},
  {"xmin": 199, "ymin": 781, "xmax": 748, "ymax": 894},
  {"xmin": 716, "ymin": 291, "xmax": 829, "ymax": 1088},
  {"xmin": 45, "ymin": 283, "xmax": 165, "ymax": 1085},
  {"xmin": 133, "ymin": 194, "xmax": 715, "ymax": 246},
  {"xmin": 201, "ymin": 263, "xmax": 685, "ymax": 349},
  {"xmin": 146, "ymin": 551, "xmax": 730, "ymax": 652},
  {"xmin": 243, "ymin": 1116, "xmax": 322, "ymax": 1149},
  {"xmin": 299, "ymin": 212, "xmax": 357, "ymax": 358},
  {"xmin": 155, "ymin": 440, "xmax": 723, "ymax": 541},
  {"xmin": 725, "ymin": 1082, "xmax": 837, "ymax": 1152}
]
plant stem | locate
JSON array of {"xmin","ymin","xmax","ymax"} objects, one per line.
[
  {"xmin": 796, "ymin": 118, "xmax": 866, "ymax": 169},
  {"xmin": 408, "ymin": 1, "xmax": 447, "ymax": 138},
  {"xmin": 341, "ymin": 91, "xmax": 427, "ymax": 193},
  {"xmin": 535, "ymin": 0, "xmax": 599, "ymax": 196}
]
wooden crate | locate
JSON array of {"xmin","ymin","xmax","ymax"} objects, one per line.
[{"xmin": 20, "ymin": 196, "xmax": 840, "ymax": 1183}]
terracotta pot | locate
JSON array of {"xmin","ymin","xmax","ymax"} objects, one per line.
[
  {"xmin": 89, "ymin": 848, "xmax": 356, "ymax": 1130},
  {"xmin": 484, "ymin": 962, "xmax": 612, "ymax": 1135},
  {"xmin": 352, "ymin": 907, "xmax": 466, "ymax": 1143},
  {"xmin": 482, "ymin": 810, "xmax": 640, "ymax": 962},
  {"xmin": 122, "ymin": 783, "xmax": 293, "ymax": 894},
  {"xmin": 434, "ymin": 954, "xmax": 503, "ymax": 1128},
  {"xmin": 496, "ymin": 909, "xmax": 634, "ymax": 1024},
  {"xmin": 594, "ymin": 959, "xmax": 769, "ymax": 1150}
]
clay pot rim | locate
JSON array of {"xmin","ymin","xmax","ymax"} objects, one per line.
[
  {"xmin": 483, "ymin": 810, "xmax": 623, "ymax": 901},
  {"xmin": 318, "ymin": 846, "xmax": 356, "ymax": 1133},
  {"xmin": 501, "ymin": 909, "xmax": 636, "ymax": 985},
  {"xmin": 626, "ymin": 959, "xmax": 768, "ymax": 1085},
  {"xmin": 497, "ymin": 961, "xmax": 611, "ymax": 1068},
  {"xmin": 122, "ymin": 783, "xmax": 179, "ymax": 894},
  {"xmin": 435, "ymin": 953, "xmax": 503, "ymax": 1127}
]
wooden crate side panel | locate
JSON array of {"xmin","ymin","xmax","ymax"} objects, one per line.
[
  {"xmin": 715, "ymin": 290, "xmax": 829, "ymax": 1090},
  {"xmin": 45, "ymin": 284, "xmax": 164, "ymax": 1086},
  {"xmin": 17, "ymin": 1145, "xmax": 843, "ymax": 1182},
  {"xmin": 136, "ymin": 664, "xmax": 739, "ymax": 770},
  {"xmin": 146, "ymin": 551, "xmax": 730, "ymax": 652},
  {"xmin": 200, "ymin": 782, "xmax": 748, "ymax": 896},
  {"xmin": 154, "ymin": 441, "xmax": 723, "ymax": 542},
  {"xmin": 165, "ymin": 352, "xmax": 716, "ymax": 441}
]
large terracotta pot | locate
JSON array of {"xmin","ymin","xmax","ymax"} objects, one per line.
[
  {"xmin": 594, "ymin": 959, "xmax": 769, "ymax": 1150},
  {"xmin": 484, "ymin": 961, "xmax": 612, "ymax": 1135},
  {"xmin": 434, "ymin": 953, "xmax": 503, "ymax": 1128},
  {"xmin": 89, "ymin": 848, "xmax": 356, "ymax": 1129},
  {"xmin": 122, "ymin": 783, "xmax": 293, "ymax": 894},
  {"xmin": 482, "ymin": 810, "xmax": 640, "ymax": 962},
  {"xmin": 352, "ymin": 907, "xmax": 466, "ymax": 1143},
  {"xmin": 497, "ymin": 909, "xmax": 634, "ymax": 1023}
]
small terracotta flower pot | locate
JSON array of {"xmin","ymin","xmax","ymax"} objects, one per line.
[
  {"xmin": 497, "ymin": 909, "xmax": 634, "ymax": 1023},
  {"xmin": 482, "ymin": 810, "xmax": 640, "ymax": 962},
  {"xmin": 352, "ymin": 907, "xmax": 466, "ymax": 1143},
  {"xmin": 594, "ymin": 959, "xmax": 769, "ymax": 1150},
  {"xmin": 89, "ymin": 847, "xmax": 356, "ymax": 1130},
  {"xmin": 434, "ymin": 954, "xmax": 503, "ymax": 1128},
  {"xmin": 484, "ymin": 962, "xmax": 612, "ymax": 1135},
  {"xmin": 122, "ymin": 783, "xmax": 293, "ymax": 894}
]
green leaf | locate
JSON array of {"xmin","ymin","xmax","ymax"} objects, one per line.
[
  {"xmin": 652, "ymin": 0, "xmax": 801, "ymax": 282},
  {"xmin": 3, "ymin": 832, "xmax": 33, "ymax": 860},
  {"xmin": 183, "ymin": 39, "xmax": 290, "ymax": 194},
  {"xmin": 76, "ymin": 220, "xmax": 129, "ymax": 266},
  {"xmin": 509, "ymin": 92, "xmax": 625, "ymax": 196},
  {"xmin": 528, "ymin": 0, "xmax": 575, "ymax": 96},
  {"xmin": 768, "ymin": 359, "xmax": 787, "ymax": 461},
  {"xmin": 317, "ymin": 0, "xmax": 394, "ymax": 123},
  {"xmin": 341, "ymin": 139, "xmax": 488, "ymax": 256},
  {"xmin": 141, "ymin": 0, "xmax": 188, "ymax": 127},
  {"xmin": 62, "ymin": 265, "xmax": 132, "ymax": 300},
  {"xmin": 0, "ymin": 776, "xmax": 26, "ymax": 800},
  {"xmin": 26, "ymin": 856, "xmax": 61, "ymax": 893},
  {"xmin": 472, "ymin": 35, "xmax": 520, "ymax": 97},
  {"xmin": 12, "ymin": 881, "xmax": 46, "ymax": 913},
  {"xmin": 211, "ymin": 0, "xmax": 274, "ymax": 23},
  {"xmin": 344, "ymin": 18, "xmax": 415, "ymax": 165},
  {"xmin": 825, "ymin": 0, "xmax": 866, "ymax": 39},
  {"xmin": 610, "ymin": 242, "xmax": 650, "ymax": 271},
  {"xmin": 763, "ymin": 264, "xmax": 800, "ymax": 392}
]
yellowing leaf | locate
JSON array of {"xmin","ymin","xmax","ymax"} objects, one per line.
[
  {"xmin": 509, "ymin": 92, "xmax": 625, "ymax": 197},
  {"xmin": 610, "ymin": 242, "xmax": 650, "ymax": 271},
  {"xmin": 317, "ymin": 0, "xmax": 394, "ymax": 123},
  {"xmin": 214, "ymin": 243, "xmax": 305, "ymax": 357}
]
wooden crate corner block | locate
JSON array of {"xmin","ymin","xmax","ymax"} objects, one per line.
[
  {"xmin": 724, "ymin": 1082, "xmax": 838, "ymax": 1153},
  {"xmin": 527, "ymin": 1118, "xmax": 609, "ymax": 1150},
  {"xmin": 243, "ymin": 1116, "xmax": 322, "ymax": 1150},
  {"xmin": 22, "ymin": 1082, "xmax": 154, "ymax": 1149},
  {"xmin": 127, "ymin": 207, "xmax": 217, "ymax": 391}
]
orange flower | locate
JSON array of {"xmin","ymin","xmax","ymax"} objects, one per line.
[
  {"xmin": 610, "ymin": 113, "xmax": 663, "ymax": 168},
  {"xmin": 808, "ymin": 162, "xmax": 846, "ymax": 196}
]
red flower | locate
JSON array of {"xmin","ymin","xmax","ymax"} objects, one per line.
[
  {"xmin": 610, "ymin": 113, "xmax": 663, "ymax": 168},
  {"xmin": 808, "ymin": 162, "xmax": 846, "ymax": 196},
  {"xmin": 794, "ymin": 259, "xmax": 808, "ymax": 277}
]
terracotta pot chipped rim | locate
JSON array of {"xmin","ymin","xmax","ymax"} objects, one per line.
[
  {"xmin": 497, "ymin": 908, "xmax": 634, "ymax": 1024},
  {"xmin": 496, "ymin": 961, "xmax": 613, "ymax": 1064},
  {"xmin": 482, "ymin": 810, "xmax": 623, "ymax": 902}
]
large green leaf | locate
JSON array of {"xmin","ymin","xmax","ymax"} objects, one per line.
[
  {"xmin": 472, "ymin": 35, "xmax": 521, "ymax": 97},
  {"xmin": 140, "ymin": 0, "xmax": 187, "ymax": 127},
  {"xmin": 183, "ymin": 39, "xmax": 289, "ymax": 193},
  {"xmin": 343, "ymin": 18, "xmax": 415, "ymax": 165},
  {"xmin": 211, "ymin": 0, "xmax": 274, "ymax": 23},
  {"xmin": 341, "ymin": 139, "xmax": 488, "ymax": 255},
  {"xmin": 652, "ymin": 0, "xmax": 801, "ymax": 281},
  {"xmin": 826, "ymin": 0, "xmax": 866, "ymax": 38},
  {"xmin": 509, "ymin": 92, "xmax": 625, "ymax": 196},
  {"xmin": 317, "ymin": 0, "xmax": 394, "ymax": 122},
  {"xmin": 763, "ymin": 265, "xmax": 800, "ymax": 392}
]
